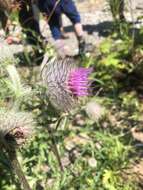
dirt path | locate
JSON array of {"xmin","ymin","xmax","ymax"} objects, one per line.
[
  {"xmin": 0, "ymin": 0, "xmax": 143, "ymax": 56},
  {"xmin": 59, "ymin": 0, "xmax": 143, "ymax": 55}
]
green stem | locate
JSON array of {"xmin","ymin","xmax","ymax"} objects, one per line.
[
  {"xmin": 7, "ymin": 150, "xmax": 32, "ymax": 190},
  {"xmin": 47, "ymin": 115, "xmax": 69, "ymax": 171},
  {"xmin": 47, "ymin": 125, "xmax": 64, "ymax": 171}
]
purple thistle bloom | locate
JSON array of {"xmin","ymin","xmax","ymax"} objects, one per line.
[
  {"xmin": 68, "ymin": 68, "xmax": 92, "ymax": 97},
  {"xmin": 41, "ymin": 55, "xmax": 92, "ymax": 112}
]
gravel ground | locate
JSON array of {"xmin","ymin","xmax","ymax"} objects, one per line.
[
  {"xmin": 60, "ymin": 0, "xmax": 143, "ymax": 54},
  {"xmin": 0, "ymin": 0, "xmax": 143, "ymax": 56}
]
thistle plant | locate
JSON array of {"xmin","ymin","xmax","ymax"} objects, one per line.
[
  {"xmin": 0, "ymin": 43, "xmax": 18, "ymax": 66},
  {"xmin": 41, "ymin": 55, "xmax": 92, "ymax": 113},
  {"xmin": 0, "ymin": 109, "xmax": 34, "ymax": 149},
  {"xmin": 5, "ymin": 64, "xmax": 31, "ymax": 103},
  {"xmin": 0, "ymin": 109, "xmax": 34, "ymax": 190},
  {"xmin": 0, "ymin": 44, "xmax": 32, "ymax": 107},
  {"xmin": 41, "ymin": 54, "xmax": 92, "ymax": 170},
  {"xmin": 107, "ymin": 0, "xmax": 125, "ymax": 22}
]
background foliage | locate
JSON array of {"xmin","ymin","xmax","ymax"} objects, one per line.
[{"xmin": 0, "ymin": 0, "xmax": 143, "ymax": 189}]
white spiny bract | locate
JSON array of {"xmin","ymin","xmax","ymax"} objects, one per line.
[
  {"xmin": 6, "ymin": 64, "xmax": 31, "ymax": 100},
  {"xmin": 0, "ymin": 109, "xmax": 34, "ymax": 149},
  {"xmin": 41, "ymin": 56, "xmax": 76, "ymax": 112},
  {"xmin": 0, "ymin": 44, "xmax": 32, "ymax": 102},
  {"xmin": 0, "ymin": 44, "xmax": 18, "ymax": 66}
]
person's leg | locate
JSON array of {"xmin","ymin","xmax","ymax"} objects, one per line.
[
  {"xmin": 38, "ymin": 0, "xmax": 64, "ymax": 40},
  {"xmin": 49, "ymin": 15, "xmax": 62, "ymax": 40},
  {"xmin": 62, "ymin": 0, "xmax": 84, "ymax": 38},
  {"xmin": 38, "ymin": 0, "xmax": 69, "ymax": 57},
  {"xmin": 49, "ymin": 13, "xmax": 71, "ymax": 57},
  {"xmin": 60, "ymin": 15, "xmax": 69, "ymax": 39},
  {"xmin": 0, "ymin": 0, "xmax": 12, "ymax": 36},
  {"xmin": 0, "ymin": 11, "xmax": 9, "ymax": 34},
  {"xmin": 61, "ymin": 0, "xmax": 86, "ymax": 55},
  {"xmin": 119, "ymin": 0, "xmax": 125, "ymax": 21},
  {"xmin": 18, "ymin": 0, "xmax": 42, "ymax": 45}
]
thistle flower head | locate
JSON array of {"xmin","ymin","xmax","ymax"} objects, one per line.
[
  {"xmin": 0, "ymin": 109, "xmax": 34, "ymax": 150},
  {"xmin": 41, "ymin": 55, "xmax": 92, "ymax": 112},
  {"xmin": 68, "ymin": 67, "xmax": 92, "ymax": 97}
]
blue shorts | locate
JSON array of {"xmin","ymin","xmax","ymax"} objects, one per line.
[{"xmin": 38, "ymin": 0, "xmax": 81, "ymax": 39}]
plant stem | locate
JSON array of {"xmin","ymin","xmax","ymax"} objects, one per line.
[
  {"xmin": 7, "ymin": 149, "xmax": 32, "ymax": 190},
  {"xmin": 47, "ymin": 125, "xmax": 64, "ymax": 171},
  {"xmin": 55, "ymin": 114, "xmax": 67, "ymax": 131}
]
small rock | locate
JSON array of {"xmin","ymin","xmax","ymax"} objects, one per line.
[
  {"xmin": 61, "ymin": 154, "xmax": 70, "ymax": 167},
  {"xmin": 95, "ymin": 142, "xmax": 102, "ymax": 150},
  {"xmin": 46, "ymin": 179, "xmax": 54, "ymax": 188},
  {"xmin": 40, "ymin": 165, "xmax": 50, "ymax": 173},
  {"xmin": 88, "ymin": 157, "xmax": 97, "ymax": 168},
  {"xmin": 64, "ymin": 139, "xmax": 75, "ymax": 151},
  {"xmin": 131, "ymin": 127, "xmax": 143, "ymax": 143},
  {"xmin": 73, "ymin": 114, "xmax": 85, "ymax": 126}
]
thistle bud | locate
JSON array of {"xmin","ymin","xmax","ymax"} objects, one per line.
[{"xmin": 0, "ymin": 109, "xmax": 34, "ymax": 150}]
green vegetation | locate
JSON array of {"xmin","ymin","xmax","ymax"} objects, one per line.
[{"xmin": 0, "ymin": 2, "xmax": 143, "ymax": 190}]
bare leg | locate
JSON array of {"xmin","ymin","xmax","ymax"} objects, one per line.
[
  {"xmin": 74, "ymin": 23, "xmax": 86, "ymax": 55},
  {"xmin": 54, "ymin": 39, "xmax": 70, "ymax": 57},
  {"xmin": 74, "ymin": 22, "xmax": 84, "ymax": 38}
]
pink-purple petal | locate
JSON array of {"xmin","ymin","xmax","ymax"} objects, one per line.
[{"xmin": 68, "ymin": 67, "xmax": 92, "ymax": 97}]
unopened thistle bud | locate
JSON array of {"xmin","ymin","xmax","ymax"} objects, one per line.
[
  {"xmin": 0, "ymin": 109, "xmax": 34, "ymax": 150},
  {"xmin": 41, "ymin": 55, "xmax": 92, "ymax": 112},
  {"xmin": 0, "ymin": 44, "xmax": 18, "ymax": 65}
]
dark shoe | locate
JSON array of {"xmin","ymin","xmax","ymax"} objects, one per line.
[
  {"xmin": 119, "ymin": 14, "xmax": 126, "ymax": 22},
  {"xmin": 61, "ymin": 32, "xmax": 69, "ymax": 39},
  {"xmin": 78, "ymin": 37, "xmax": 86, "ymax": 55},
  {"xmin": 78, "ymin": 37, "xmax": 93, "ymax": 56}
]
